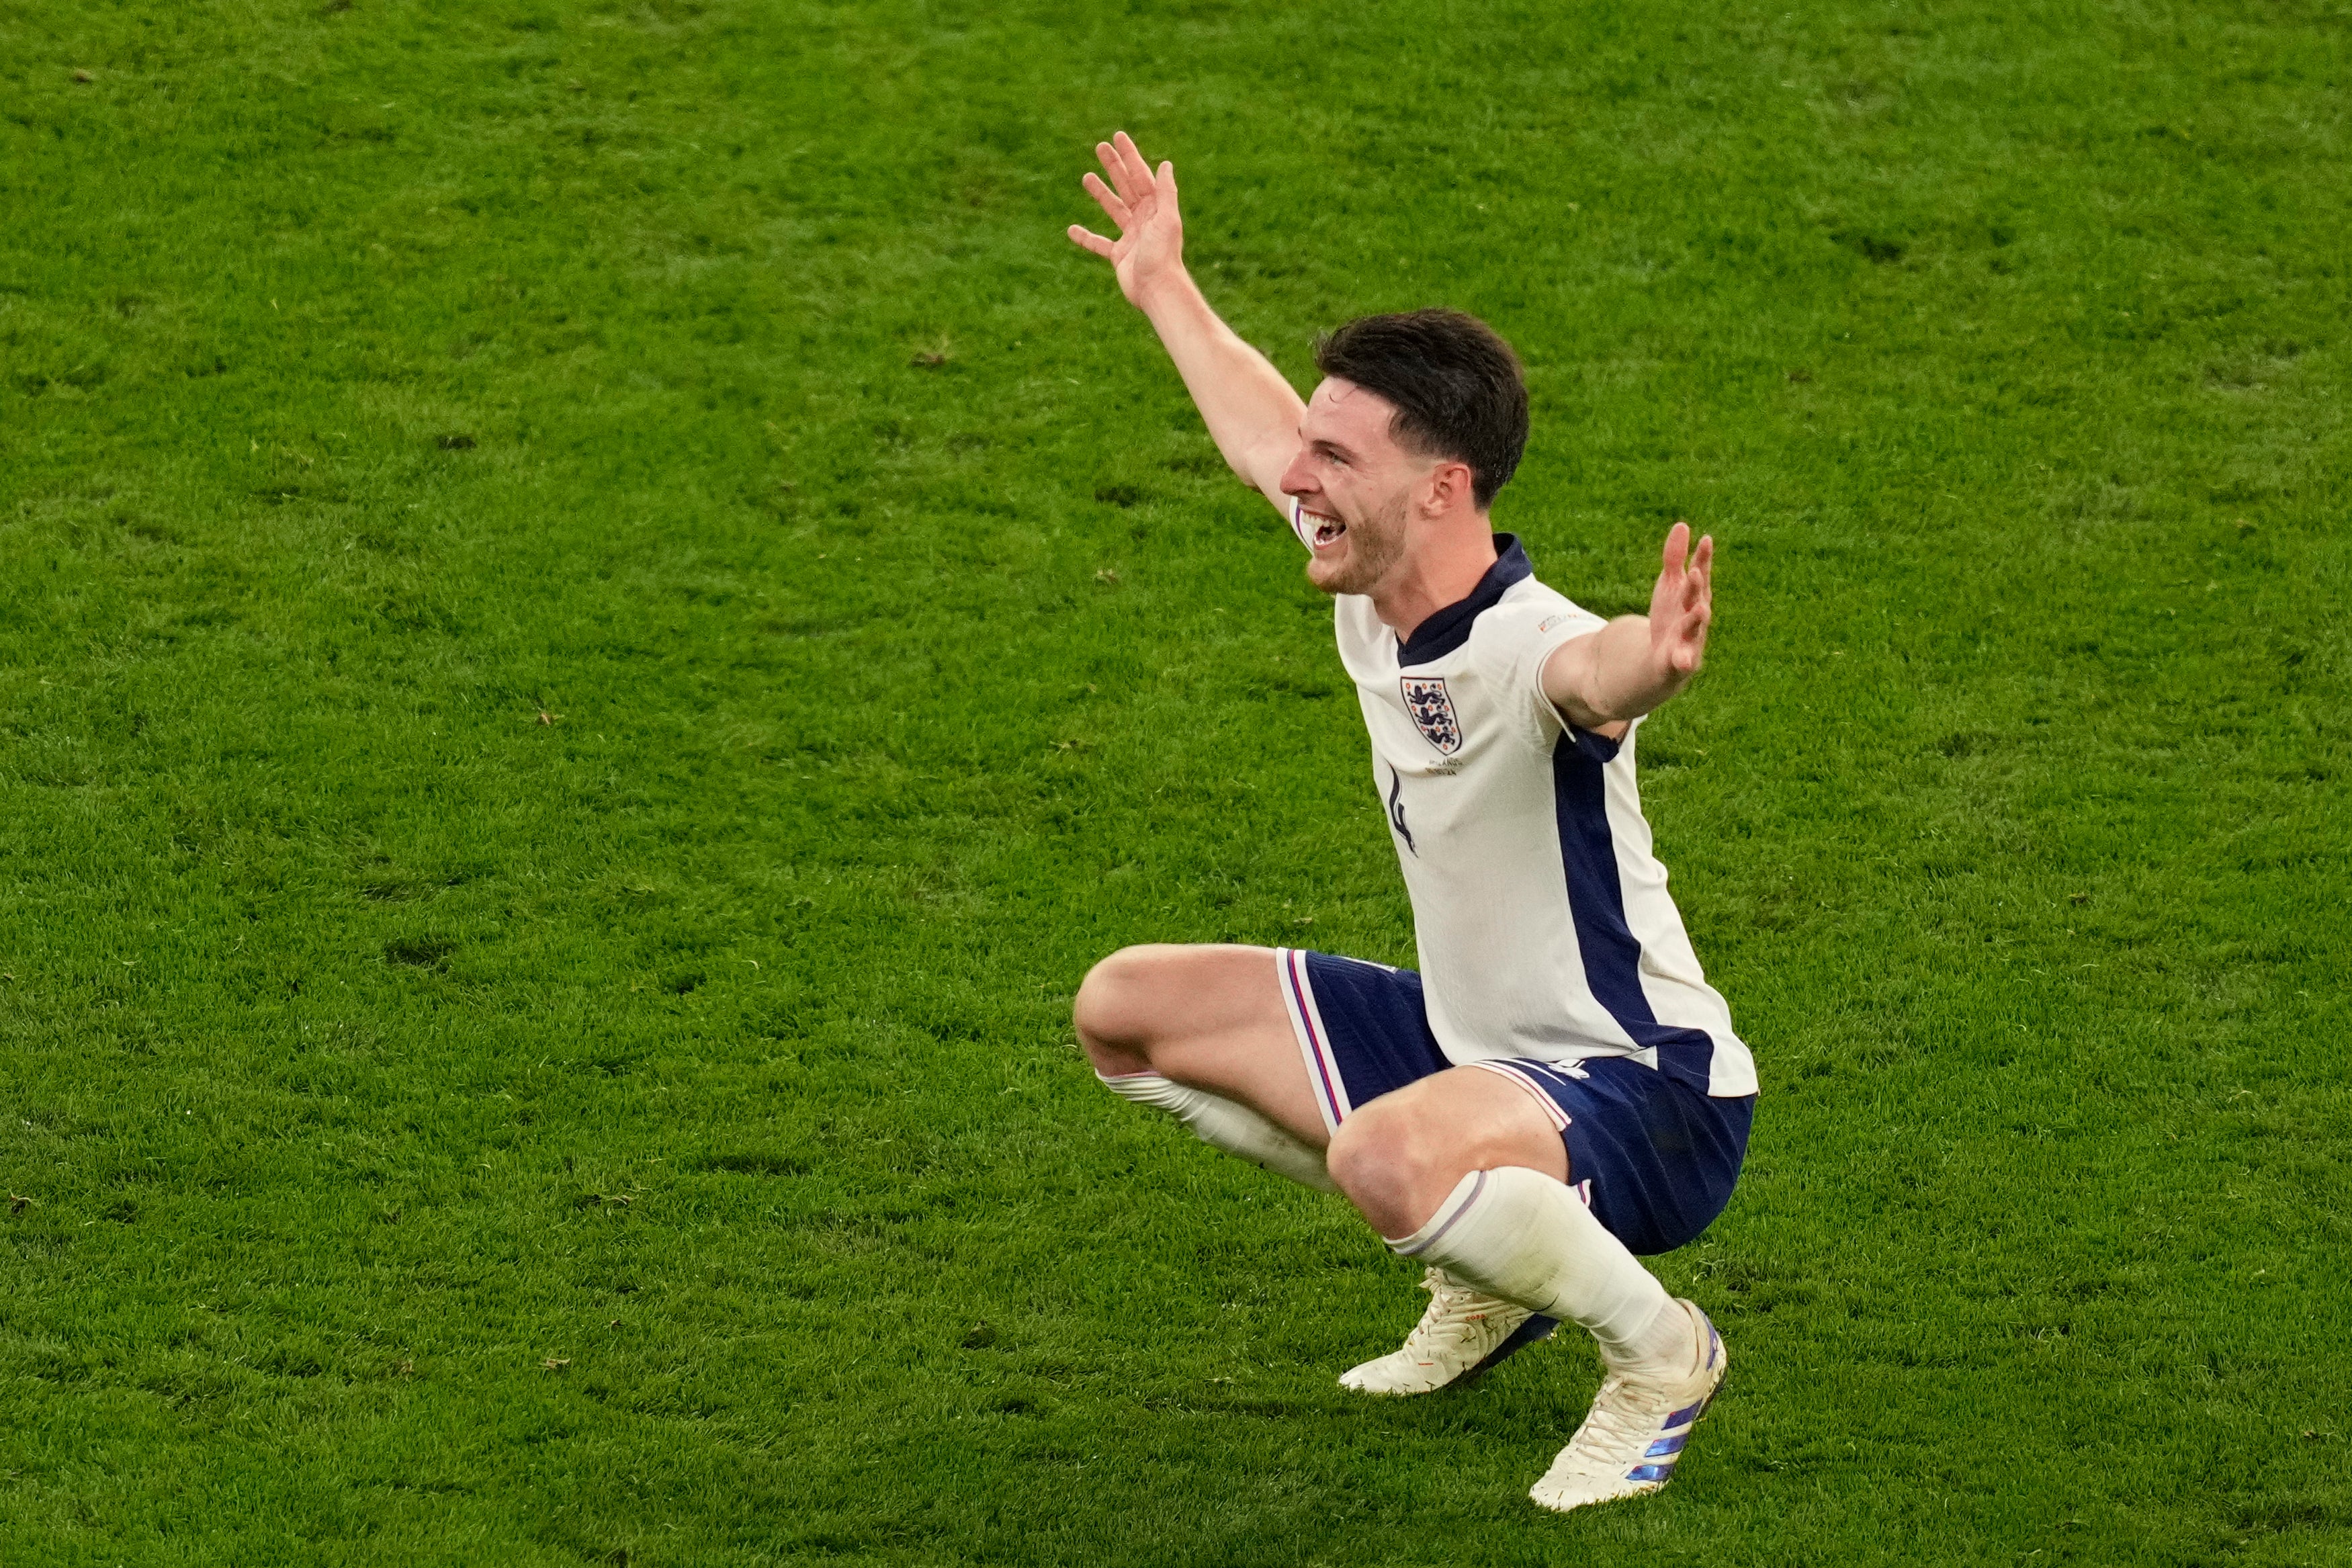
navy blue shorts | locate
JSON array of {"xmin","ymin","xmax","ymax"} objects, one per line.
[{"xmin": 1277, "ymin": 948, "xmax": 1753, "ymax": 1256}]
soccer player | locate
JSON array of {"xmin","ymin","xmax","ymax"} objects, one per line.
[{"xmin": 1064, "ymin": 132, "xmax": 1756, "ymax": 1512}]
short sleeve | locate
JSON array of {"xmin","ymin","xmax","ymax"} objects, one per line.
[{"xmin": 1472, "ymin": 594, "xmax": 1608, "ymax": 750}]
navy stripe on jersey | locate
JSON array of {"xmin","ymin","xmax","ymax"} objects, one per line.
[
  {"xmin": 1396, "ymin": 535, "xmax": 1532, "ymax": 666},
  {"xmin": 1551, "ymin": 730, "xmax": 1718, "ymax": 1094}
]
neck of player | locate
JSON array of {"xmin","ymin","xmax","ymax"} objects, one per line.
[{"xmin": 1374, "ymin": 518, "xmax": 1501, "ymax": 643}]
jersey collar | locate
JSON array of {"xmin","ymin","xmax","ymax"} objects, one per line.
[{"xmin": 1395, "ymin": 533, "xmax": 1531, "ymax": 667}]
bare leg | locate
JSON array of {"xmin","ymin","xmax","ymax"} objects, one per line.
[
  {"xmin": 1074, "ymin": 948, "xmax": 1567, "ymax": 1217},
  {"xmin": 1324, "ymin": 1066, "xmax": 1568, "ymax": 1237},
  {"xmin": 1336, "ymin": 1067, "xmax": 1690, "ymax": 1388},
  {"xmin": 1080, "ymin": 954, "xmax": 1694, "ymax": 1415},
  {"xmin": 1073, "ymin": 943, "xmax": 1325, "ymax": 1146}
]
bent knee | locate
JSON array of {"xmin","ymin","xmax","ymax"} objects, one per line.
[
  {"xmin": 1326, "ymin": 1099, "xmax": 1448, "ymax": 1203},
  {"xmin": 1072, "ymin": 945, "xmax": 1166, "ymax": 1066}
]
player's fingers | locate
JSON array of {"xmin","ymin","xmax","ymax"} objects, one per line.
[
  {"xmin": 1113, "ymin": 130, "xmax": 1155, "ymax": 200},
  {"xmin": 1678, "ymin": 611, "xmax": 1708, "ymax": 670},
  {"xmin": 1067, "ymin": 224, "xmax": 1117, "ymax": 259},
  {"xmin": 1661, "ymin": 519, "xmax": 1690, "ymax": 576},
  {"xmin": 1097, "ymin": 141, "xmax": 1142, "ymax": 206},
  {"xmin": 1098, "ymin": 138, "xmax": 1137, "ymax": 203},
  {"xmin": 1692, "ymin": 533, "xmax": 1714, "ymax": 598},
  {"xmin": 1082, "ymin": 171, "xmax": 1131, "ymax": 228}
]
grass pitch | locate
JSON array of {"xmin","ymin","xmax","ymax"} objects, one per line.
[{"xmin": 3, "ymin": 1, "xmax": 2348, "ymax": 1563}]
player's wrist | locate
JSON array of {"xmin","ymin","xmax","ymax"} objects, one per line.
[
  {"xmin": 1130, "ymin": 263, "xmax": 1201, "ymax": 317},
  {"xmin": 1637, "ymin": 660, "xmax": 1692, "ymax": 715}
]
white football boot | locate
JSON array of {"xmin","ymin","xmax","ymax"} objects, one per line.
[
  {"xmin": 1528, "ymin": 1299, "xmax": 1725, "ymax": 1513},
  {"xmin": 1339, "ymin": 1268, "xmax": 1560, "ymax": 1397}
]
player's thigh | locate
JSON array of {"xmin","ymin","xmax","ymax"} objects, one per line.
[
  {"xmin": 1326, "ymin": 1065, "xmax": 1568, "ymax": 1231},
  {"xmin": 1073, "ymin": 943, "xmax": 1322, "ymax": 1143},
  {"xmin": 1073, "ymin": 943, "xmax": 1289, "ymax": 1057}
]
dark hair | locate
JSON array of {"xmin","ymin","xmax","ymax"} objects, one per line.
[{"xmin": 1313, "ymin": 308, "xmax": 1529, "ymax": 510}]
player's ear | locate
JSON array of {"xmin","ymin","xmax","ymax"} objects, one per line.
[{"xmin": 1426, "ymin": 459, "xmax": 1475, "ymax": 516}]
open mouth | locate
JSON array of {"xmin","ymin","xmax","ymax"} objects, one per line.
[{"xmin": 1303, "ymin": 508, "xmax": 1346, "ymax": 549}]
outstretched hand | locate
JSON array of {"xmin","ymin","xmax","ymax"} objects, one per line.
[
  {"xmin": 1066, "ymin": 130, "xmax": 1185, "ymax": 308},
  {"xmin": 1647, "ymin": 522, "xmax": 1714, "ymax": 679}
]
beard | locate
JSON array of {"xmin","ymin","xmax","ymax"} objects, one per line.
[{"xmin": 1305, "ymin": 489, "xmax": 1410, "ymax": 598}]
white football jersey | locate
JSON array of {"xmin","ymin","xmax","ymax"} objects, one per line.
[{"xmin": 1295, "ymin": 504, "xmax": 1756, "ymax": 1098}]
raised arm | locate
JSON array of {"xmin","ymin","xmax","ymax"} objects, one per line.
[
  {"xmin": 1068, "ymin": 132, "xmax": 1303, "ymax": 517},
  {"xmin": 1542, "ymin": 523, "xmax": 1715, "ymax": 732}
]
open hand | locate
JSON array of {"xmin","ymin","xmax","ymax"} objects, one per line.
[
  {"xmin": 1066, "ymin": 131, "xmax": 1185, "ymax": 308},
  {"xmin": 1648, "ymin": 521, "xmax": 1714, "ymax": 679}
]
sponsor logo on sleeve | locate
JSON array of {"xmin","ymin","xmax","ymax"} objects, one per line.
[{"xmin": 1399, "ymin": 676, "xmax": 1464, "ymax": 756}]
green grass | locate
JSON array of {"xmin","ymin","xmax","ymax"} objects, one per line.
[{"xmin": 2, "ymin": 0, "xmax": 2347, "ymax": 1562}]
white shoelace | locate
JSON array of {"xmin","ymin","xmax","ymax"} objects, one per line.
[
  {"xmin": 1398, "ymin": 1268, "xmax": 1514, "ymax": 1360},
  {"xmin": 1554, "ymin": 1372, "xmax": 1682, "ymax": 1477}
]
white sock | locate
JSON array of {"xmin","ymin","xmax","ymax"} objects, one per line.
[
  {"xmin": 1387, "ymin": 1166, "xmax": 1690, "ymax": 1381},
  {"xmin": 1096, "ymin": 1071, "xmax": 1336, "ymax": 1192}
]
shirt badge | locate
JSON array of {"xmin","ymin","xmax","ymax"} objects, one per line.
[{"xmin": 1399, "ymin": 676, "xmax": 1464, "ymax": 756}]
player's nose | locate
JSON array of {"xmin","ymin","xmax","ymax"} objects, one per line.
[{"xmin": 1276, "ymin": 447, "xmax": 1315, "ymax": 499}]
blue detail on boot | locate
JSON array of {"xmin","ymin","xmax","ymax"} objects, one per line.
[{"xmin": 1456, "ymin": 1313, "xmax": 1560, "ymax": 1387}]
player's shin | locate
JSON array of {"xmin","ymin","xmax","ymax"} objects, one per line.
[
  {"xmin": 1096, "ymin": 1072, "xmax": 1338, "ymax": 1192},
  {"xmin": 1385, "ymin": 1166, "xmax": 1688, "ymax": 1381}
]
